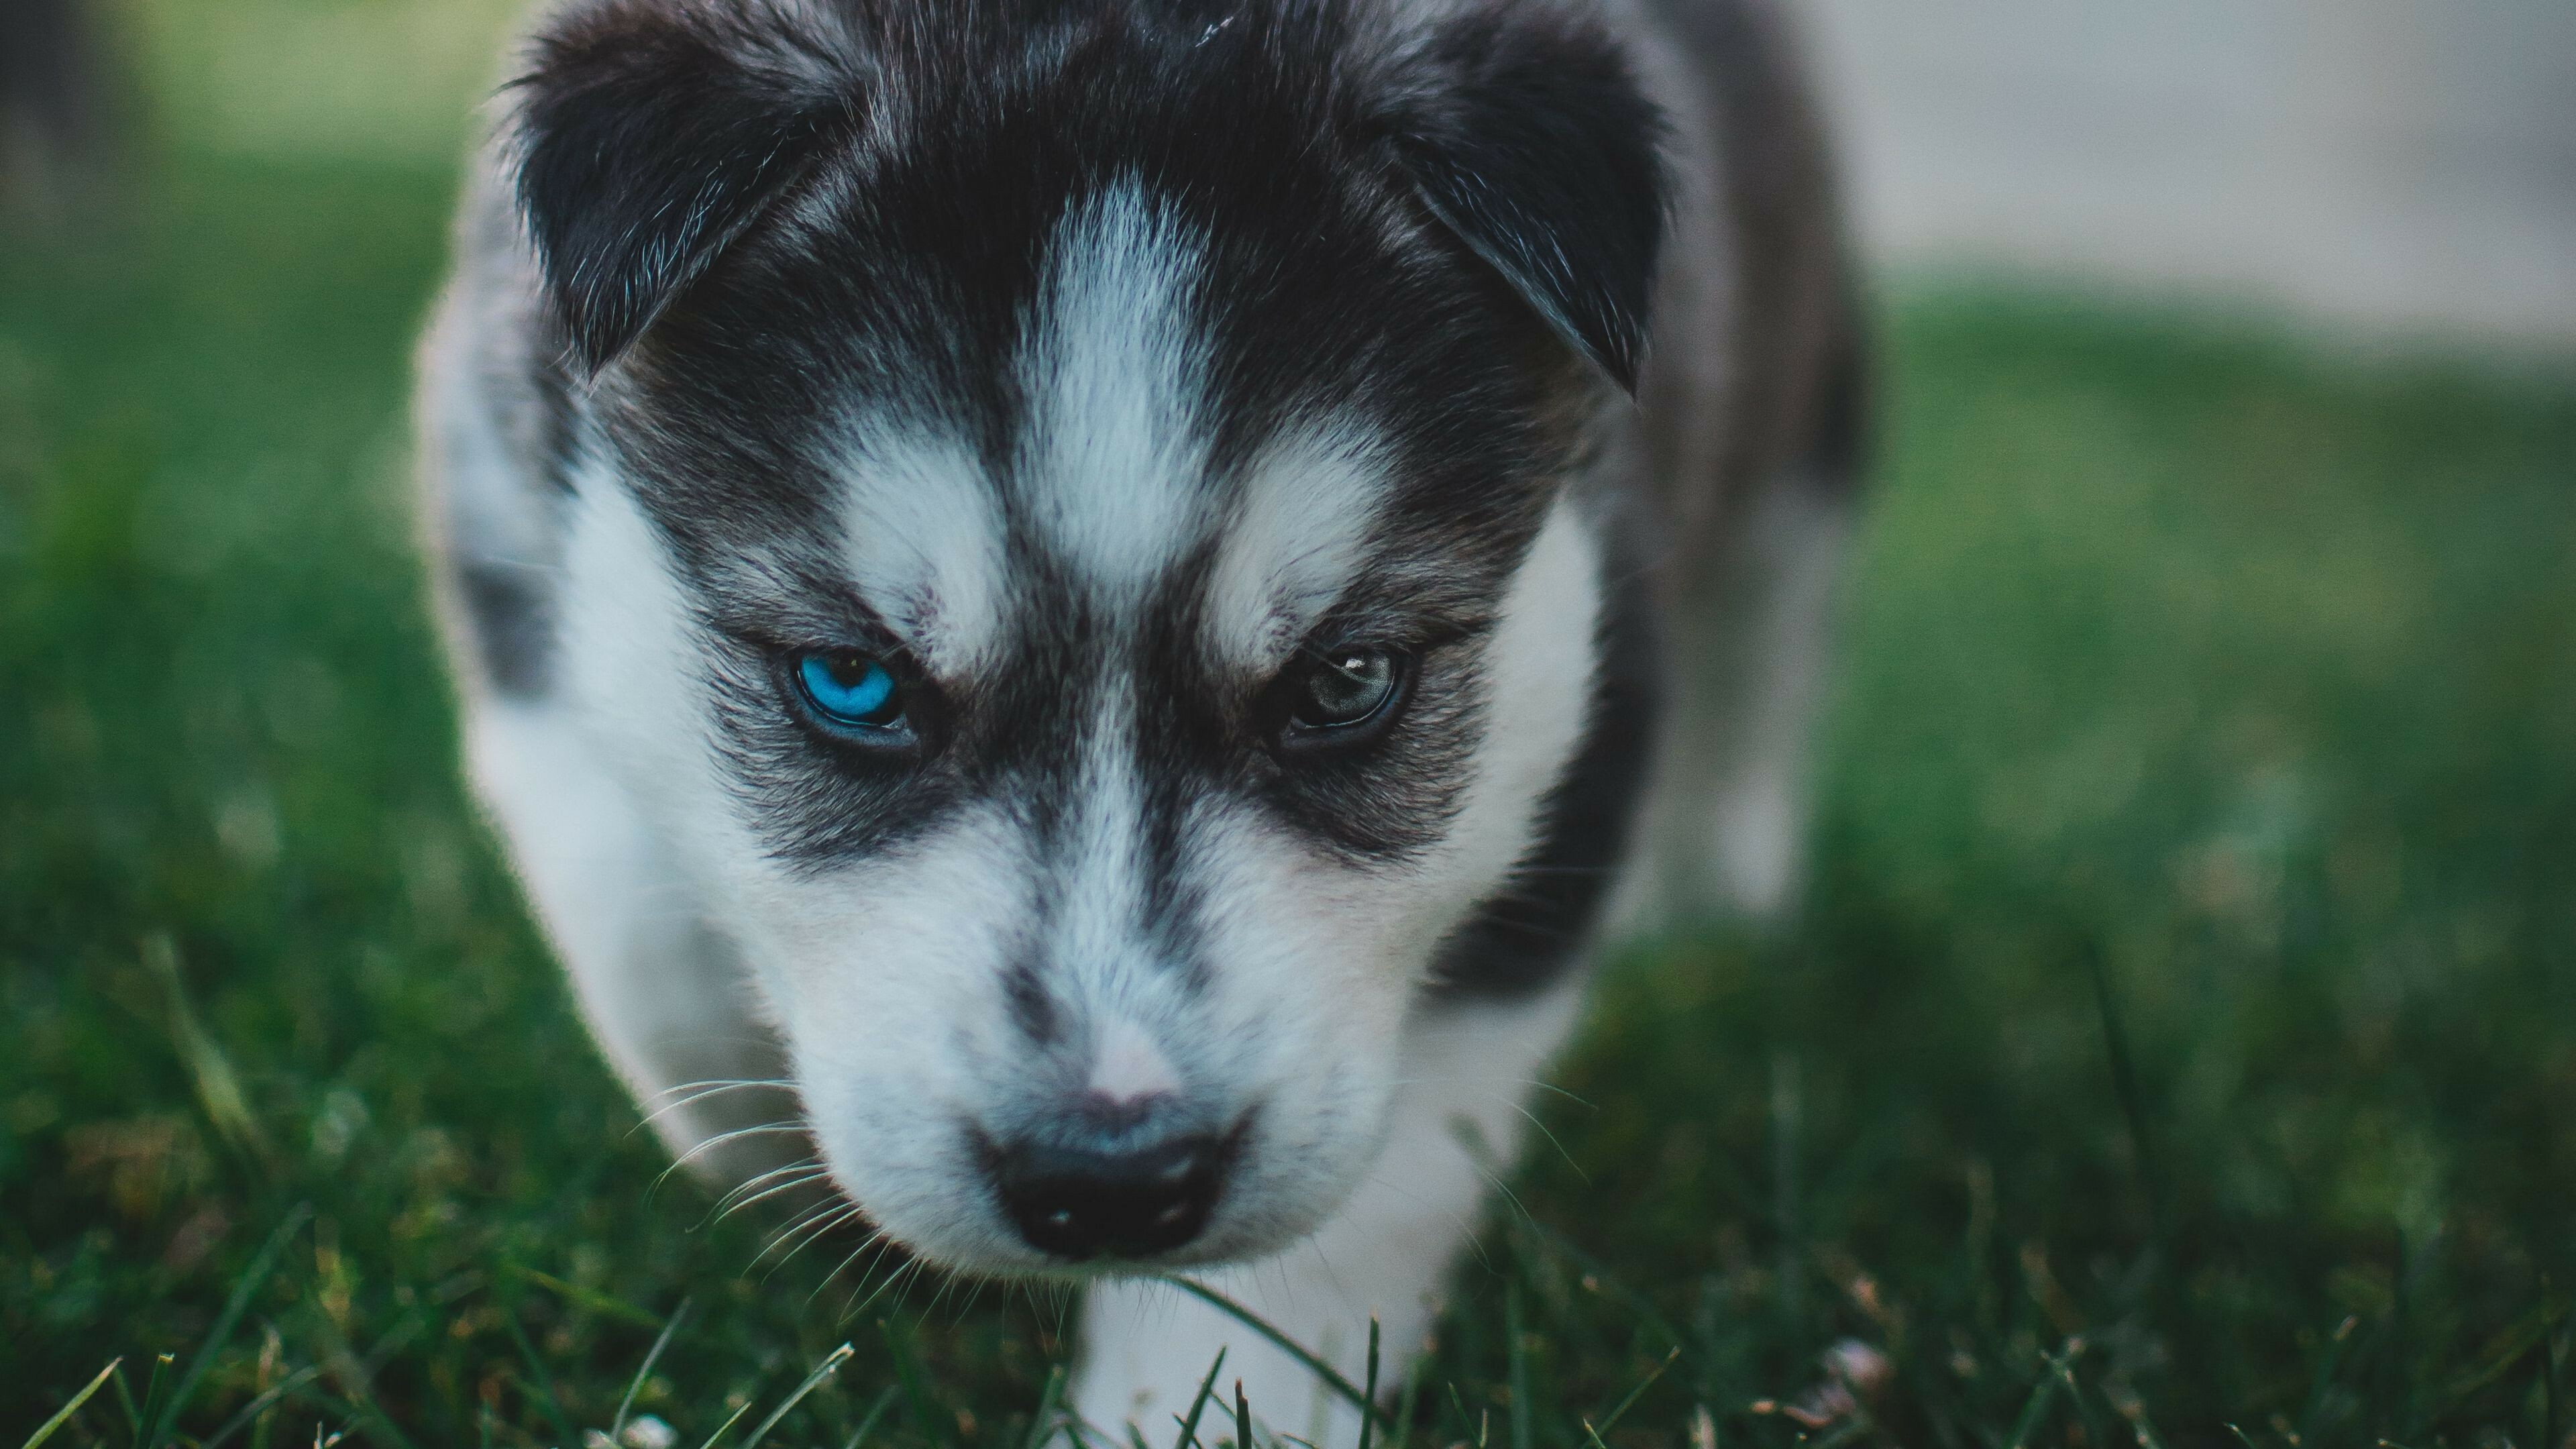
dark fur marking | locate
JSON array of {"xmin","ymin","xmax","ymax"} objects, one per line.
[
  {"xmin": 1424, "ymin": 520, "xmax": 1662, "ymax": 1001},
  {"xmin": 1391, "ymin": 3, "xmax": 1671, "ymax": 392},
  {"xmin": 1800, "ymin": 296, "xmax": 1872, "ymax": 494},
  {"xmin": 510, "ymin": 0, "xmax": 860, "ymax": 371},
  {"xmin": 1004, "ymin": 943, "xmax": 1061, "ymax": 1044},
  {"xmin": 456, "ymin": 559, "xmax": 557, "ymax": 698},
  {"xmin": 1638, "ymin": 0, "xmax": 1868, "ymax": 498}
]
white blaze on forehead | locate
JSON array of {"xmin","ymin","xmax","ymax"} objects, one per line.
[
  {"xmin": 1022, "ymin": 184, "xmax": 1212, "ymax": 602},
  {"xmin": 837, "ymin": 431, "xmax": 1008, "ymax": 675},
  {"xmin": 1204, "ymin": 423, "xmax": 1394, "ymax": 672}
]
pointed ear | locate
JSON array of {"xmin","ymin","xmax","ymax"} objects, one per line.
[
  {"xmin": 1389, "ymin": 7, "xmax": 1671, "ymax": 392},
  {"xmin": 507, "ymin": 0, "xmax": 855, "ymax": 372}
]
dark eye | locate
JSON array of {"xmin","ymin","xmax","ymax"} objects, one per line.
[
  {"xmin": 792, "ymin": 649, "xmax": 908, "ymax": 733},
  {"xmin": 1280, "ymin": 647, "xmax": 1408, "ymax": 742}
]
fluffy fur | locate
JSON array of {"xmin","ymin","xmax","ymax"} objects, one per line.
[{"xmin": 417, "ymin": 0, "xmax": 1863, "ymax": 1430}]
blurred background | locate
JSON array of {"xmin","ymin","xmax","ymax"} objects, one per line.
[
  {"xmin": 4, "ymin": 1, "xmax": 2572, "ymax": 1445},
  {"xmin": 1814, "ymin": 0, "xmax": 2576, "ymax": 349}
]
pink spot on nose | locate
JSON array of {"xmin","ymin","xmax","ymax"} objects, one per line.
[{"xmin": 1085, "ymin": 1018, "xmax": 1179, "ymax": 1106}]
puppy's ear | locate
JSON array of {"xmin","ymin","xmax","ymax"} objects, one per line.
[
  {"xmin": 508, "ymin": 0, "xmax": 855, "ymax": 372},
  {"xmin": 1389, "ymin": 7, "xmax": 1670, "ymax": 392}
]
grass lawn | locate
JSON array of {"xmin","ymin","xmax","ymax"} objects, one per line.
[{"xmin": 5, "ymin": 153, "xmax": 2575, "ymax": 1448}]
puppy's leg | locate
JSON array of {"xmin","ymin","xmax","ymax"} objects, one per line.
[
  {"xmin": 464, "ymin": 694, "xmax": 804, "ymax": 1191},
  {"xmin": 1629, "ymin": 474, "xmax": 1855, "ymax": 926},
  {"xmin": 1073, "ymin": 983, "xmax": 1585, "ymax": 1443}
]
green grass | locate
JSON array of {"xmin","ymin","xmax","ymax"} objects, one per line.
[{"xmin": 5, "ymin": 152, "xmax": 2575, "ymax": 1448}]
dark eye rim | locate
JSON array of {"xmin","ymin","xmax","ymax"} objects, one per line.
[
  {"xmin": 777, "ymin": 645, "xmax": 928, "ymax": 751},
  {"xmin": 1273, "ymin": 645, "xmax": 1415, "ymax": 753}
]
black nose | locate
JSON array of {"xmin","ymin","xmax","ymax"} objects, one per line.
[{"xmin": 988, "ymin": 1133, "xmax": 1224, "ymax": 1261}]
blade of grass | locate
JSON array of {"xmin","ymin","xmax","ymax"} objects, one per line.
[
  {"xmin": 21, "ymin": 1359, "xmax": 120, "ymax": 1449},
  {"xmin": 2125, "ymin": 1401, "xmax": 2174, "ymax": 1449},
  {"xmin": 1771, "ymin": 1053, "xmax": 1803, "ymax": 1330},
  {"xmin": 882, "ymin": 1317, "xmax": 947, "ymax": 1448},
  {"xmin": 1026, "ymin": 1366, "xmax": 1069, "ymax": 1449},
  {"xmin": 2056, "ymin": 1346, "xmax": 2108, "ymax": 1449},
  {"xmin": 283, "ymin": 1388, "xmax": 411, "ymax": 1449},
  {"xmin": 1171, "ymin": 1348, "xmax": 1228, "ymax": 1449},
  {"xmin": 134, "ymin": 1354, "xmax": 176, "ymax": 1449},
  {"xmin": 109, "ymin": 1363, "xmax": 142, "ymax": 1438},
  {"xmin": 1803, "ymin": 1420, "xmax": 1872, "ymax": 1449},
  {"xmin": 844, "ymin": 1385, "xmax": 902, "ymax": 1449},
  {"xmin": 1234, "ymin": 1383, "xmax": 1253, "ymax": 1449},
  {"xmin": 508, "ymin": 1263, "xmax": 667, "ymax": 1332},
  {"xmin": 743, "ymin": 1342, "xmax": 855, "ymax": 1449},
  {"xmin": 612, "ymin": 1299, "xmax": 694, "ymax": 1442},
  {"xmin": 2453, "ymin": 1291, "xmax": 2573, "ymax": 1401},
  {"xmin": 303, "ymin": 1306, "xmax": 422, "ymax": 1449},
  {"xmin": 199, "ymin": 1368, "xmax": 324, "ymax": 1449},
  {"xmin": 1384, "ymin": 1353, "xmax": 1424, "ymax": 1449},
  {"xmin": 1449, "ymin": 1128, "xmax": 1686, "ymax": 1359},
  {"xmin": 1591, "ymin": 1347, "xmax": 1680, "ymax": 1443},
  {"xmin": 695, "ymin": 1399, "xmax": 755, "ymax": 1449},
  {"xmin": 1358, "ymin": 1322, "xmax": 1380, "ymax": 1449},
  {"xmin": 1158, "ymin": 1279, "xmax": 1392, "ymax": 1430},
  {"xmin": 1505, "ymin": 1284, "xmax": 1530, "ymax": 1449},
  {"xmin": 2545, "ymin": 1312, "xmax": 2565, "ymax": 1449},
  {"xmin": 145, "ymin": 934, "xmax": 275, "ymax": 1167},
  {"xmin": 499, "ymin": 1303, "xmax": 578, "ymax": 1449},
  {"xmin": 2084, "ymin": 941, "xmax": 2168, "ymax": 1247},
  {"xmin": 148, "ymin": 1203, "xmax": 313, "ymax": 1449},
  {"xmin": 2002, "ymin": 1360, "xmax": 2062, "ymax": 1449},
  {"xmin": 1442, "ymin": 1386, "xmax": 1472, "ymax": 1449},
  {"xmin": 2292, "ymin": 1315, "xmax": 2362, "ymax": 1444}
]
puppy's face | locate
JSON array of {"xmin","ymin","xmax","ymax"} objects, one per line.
[{"xmin": 512, "ymin": 0, "xmax": 1666, "ymax": 1275}]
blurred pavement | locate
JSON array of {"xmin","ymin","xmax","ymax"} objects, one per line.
[{"xmin": 1800, "ymin": 0, "xmax": 2576, "ymax": 348}]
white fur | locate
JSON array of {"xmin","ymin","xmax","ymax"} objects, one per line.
[
  {"xmin": 837, "ymin": 430, "xmax": 1012, "ymax": 677},
  {"xmin": 1204, "ymin": 425, "xmax": 1394, "ymax": 672},
  {"xmin": 459, "ymin": 470, "xmax": 799, "ymax": 1184},
  {"xmin": 1023, "ymin": 186, "xmax": 1211, "ymax": 605}
]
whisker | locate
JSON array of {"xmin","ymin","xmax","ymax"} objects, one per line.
[
  {"xmin": 836, "ymin": 1236, "xmax": 915, "ymax": 1322},
  {"xmin": 633, "ymin": 1078, "xmax": 799, "ymax": 1133},
  {"xmin": 765, "ymin": 1199, "xmax": 863, "ymax": 1270},
  {"xmin": 757, "ymin": 1197, "xmax": 863, "ymax": 1273},
  {"xmin": 808, "ymin": 1224, "xmax": 895, "ymax": 1309},
  {"xmin": 1501, "ymin": 1098, "xmax": 1587, "ymax": 1182},
  {"xmin": 707, "ymin": 1161, "xmax": 832, "ymax": 1225},
  {"xmin": 1362, "ymin": 1169, "xmax": 1490, "ymax": 1272},
  {"xmin": 673, "ymin": 1124, "xmax": 811, "ymax": 1173},
  {"xmin": 649, "ymin": 1120, "xmax": 808, "ymax": 1196}
]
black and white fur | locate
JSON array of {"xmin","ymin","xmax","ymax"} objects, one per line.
[{"xmin": 417, "ymin": 0, "xmax": 1863, "ymax": 1432}]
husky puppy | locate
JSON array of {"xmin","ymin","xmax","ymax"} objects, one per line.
[{"xmin": 419, "ymin": 0, "xmax": 1862, "ymax": 1430}]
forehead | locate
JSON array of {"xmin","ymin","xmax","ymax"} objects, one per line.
[{"xmin": 604, "ymin": 32, "xmax": 1578, "ymax": 660}]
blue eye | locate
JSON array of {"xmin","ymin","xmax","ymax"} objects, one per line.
[{"xmin": 795, "ymin": 650, "xmax": 904, "ymax": 730}]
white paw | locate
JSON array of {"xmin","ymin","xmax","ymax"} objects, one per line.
[{"xmin": 1072, "ymin": 1280, "xmax": 1377, "ymax": 1448}]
